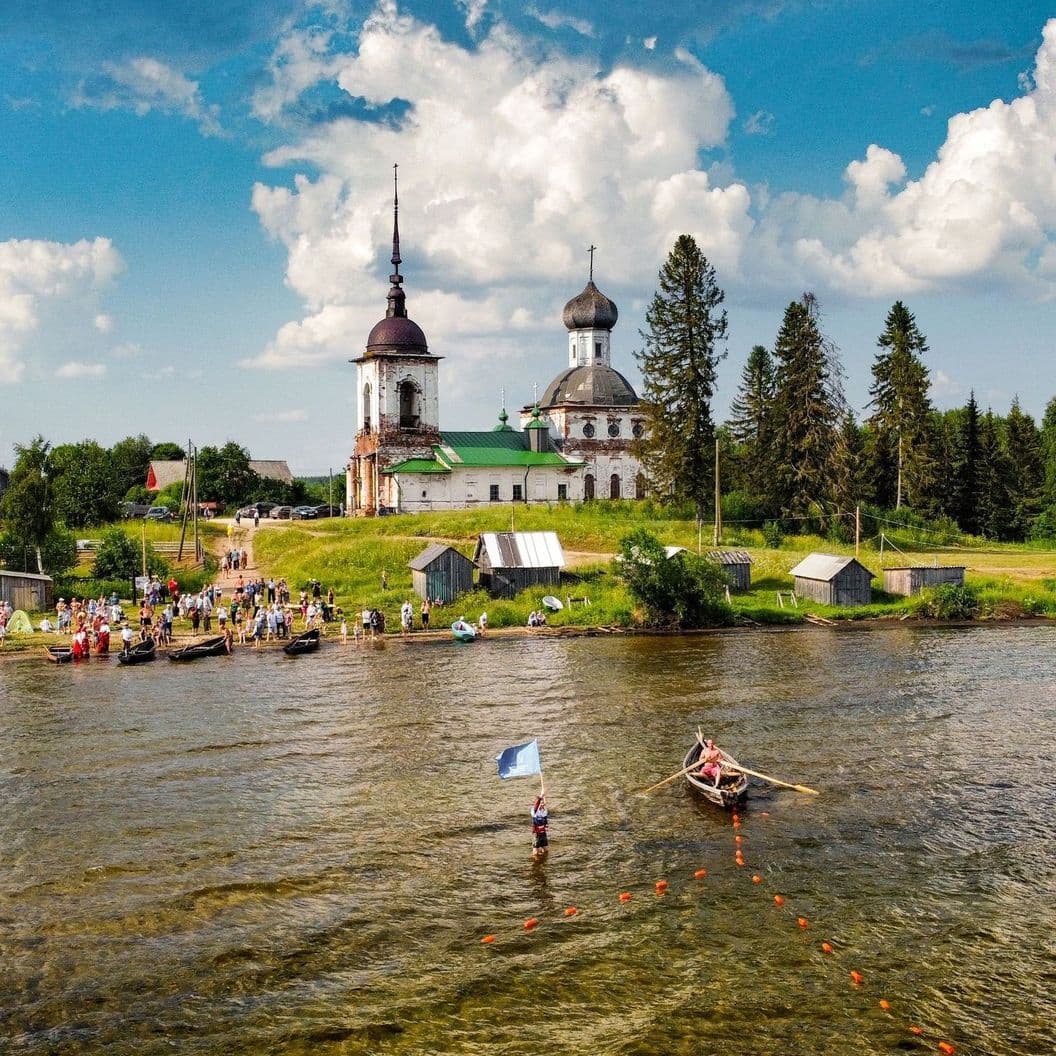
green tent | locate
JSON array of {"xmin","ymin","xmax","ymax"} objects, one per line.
[{"xmin": 7, "ymin": 610, "xmax": 33, "ymax": 634}]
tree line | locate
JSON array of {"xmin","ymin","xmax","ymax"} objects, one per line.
[{"xmin": 634, "ymin": 235, "xmax": 1056, "ymax": 543}]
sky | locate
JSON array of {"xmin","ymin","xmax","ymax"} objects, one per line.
[{"xmin": 2, "ymin": 0, "xmax": 1055, "ymax": 474}]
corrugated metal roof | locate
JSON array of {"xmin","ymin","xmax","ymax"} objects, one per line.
[
  {"xmin": 407, "ymin": 543, "xmax": 474, "ymax": 571},
  {"xmin": 384, "ymin": 458, "xmax": 450, "ymax": 475},
  {"xmin": 147, "ymin": 459, "xmax": 293, "ymax": 490},
  {"xmin": 0, "ymin": 570, "xmax": 53, "ymax": 582},
  {"xmin": 789, "ymin": 552, "xmax": 873, "ymax": 581},
  {"xmin": 478, "ymin": 531, "xmax": 565, "ymax": 569},
  {"xmin": 706, "ymin": 549, "xmax": 753, "ymax": 565},
  {"xmin": 248, "ymin": 460, "xmax": 293, "ymax": 484},
  {"xmin": 664, "ymin": 546, "xmax": 689, "ymax": 558},
  {"xmin": 437, "ymin": 432, "xmax": 578, "ymax": 468}
]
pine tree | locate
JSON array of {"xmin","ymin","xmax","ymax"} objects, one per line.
[
  {"xmin": 1003, "ymin": 397, "xmax": 1044, "ymax": 540},
  {"xmin": 955, "ymin": 393, "xmax": 981, "ymax": 535},
  {"xmin": 728, "ymin": 344, "xmax": 775, "ymax": 497},
  {"xmin": 831, "ymin": 411, "xmax": 866, "ymax": 536},
  {"xmin": 634, "ymin": 235, "xmax": 727, "ymax": 526},
  {"xmin": 977, "ymin": 411, "xmax": 1011, "ymax": 540},
  {"xmin": 867, "ymin": 301, "xmax": 937, "ymax": 512},
  {"xmin": 1041, "ymin": 396, "xmax": 1056, "ymax": 508},
  {"xmin": 769, "ymin": 294, "xmax": 843, "ymax": 519}
]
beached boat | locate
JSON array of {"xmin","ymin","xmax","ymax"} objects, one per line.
[
  {"xmin": 683, "ymin": 740, "xmax": 749, "ymax": 808},
  {"xmin": 451, "ymin": 619, "xmax": 477, "ymax": 642},
  {"xmin": 45, "ymin": 645, "xmax": 74, "ymax": 664},
  {"xmin": 117, "ymin": 639, "xmax": 157, "ymax": 665},
  {"xmin": 283, "ymin": 628, "xmax": 320, "ymax": 656},
  {"xmin": 542, "ymin": 595, "xmax": 563, "ymax": 611},
  {"xmin": 168, "ymin": 636, "xmax": 228, "ymax": 661}
]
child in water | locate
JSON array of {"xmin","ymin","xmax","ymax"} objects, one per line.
[{"xmin": 531, "ymin": 794, "xmax": 549, "ymax": 859}]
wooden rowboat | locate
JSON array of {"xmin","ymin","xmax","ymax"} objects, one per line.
[
  {"xmin": 117, "ymin": 639, "xmax": 157, "ymax": 665},
  {"xmin": 683, "ymin": 740, "xmax": 749, "ymax": 808},
  {"xmin": 45, "ymin": 645, "xmax": 74, "ymax": 663},
  {"xmin": 283, "ymin": 628, "xmax": 320, "ymax": 656},
  {"xmin": 451, "ymin": 619, "xmax": 476, "ymax": 642},
  {"xmin": 168, "ymin": 636, "xmax": 228, "ymax": 661}
]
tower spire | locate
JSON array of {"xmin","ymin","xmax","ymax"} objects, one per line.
[
  {"xmin": 588, "ymin": 243, "xmax": 597, "ymax": 282},
  {"xmin": 385, "ymin": 163, "xmax": 407, "ymax": 319}
]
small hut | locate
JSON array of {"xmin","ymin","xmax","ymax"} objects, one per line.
[
  {"xmin": 474, "ymin": 531, "xmax": 565, "ymax": 598},
  {"xmin": 883, "ymin": 565, "xmax": 966, "ymax": 597},
  {"xmin": 789, "ymin": 553, "xmax": 873, "ymax": 606},
  {"xmin": 0, "ymin": 570, "xmax": 53, "ymax": 612},
  {"xmin": 408, "ymin": 544, "xmax": 475, "ymax": 603},
  {"xmin": 705, "ymin": 549, "xmax": 753, "ymax": 592}
]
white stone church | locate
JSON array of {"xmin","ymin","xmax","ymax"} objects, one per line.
[{"xmin": 346, "ymin": 189, "xmax": 648, "ymax": 515}]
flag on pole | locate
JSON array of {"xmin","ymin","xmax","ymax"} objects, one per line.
[{"xmin": 496, "ymin": 739, "xmax": 542, "ymax": 779}]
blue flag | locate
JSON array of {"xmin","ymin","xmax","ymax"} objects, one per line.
[{"xmin": 496, "ymin": 739, "xmax": 542, "ymax": 779}]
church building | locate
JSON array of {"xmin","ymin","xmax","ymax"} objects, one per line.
[{"xmin": 346, "ymin": 180, "xmax": 647, "ymax": 515}]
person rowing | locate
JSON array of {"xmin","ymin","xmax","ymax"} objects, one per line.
[{"xmin": 696, "ymin": 738, "xmax": 724, "ymax": 788}]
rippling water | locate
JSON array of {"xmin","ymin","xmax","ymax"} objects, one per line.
[{"xmin": 2, "ymin": 626, "xmax": 1055, "ymax": 1056}]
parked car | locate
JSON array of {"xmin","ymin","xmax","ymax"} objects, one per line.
[
  {"xmin": 145, "ymin": 506, "xmax": 172, "ymax": 522},
  {"xmin": 293, "ymin": 505, "xmax": 317, "ymax": 520},
  {"xmin": 119, "ymin": 501, "xmax": 151, "ymax": 518},
  {"xmin": 270, "ymin": 506, "xmax": 293, "ymax": 519},
  {"xmin": 313, "ymin": 504, "xmax": 341, "ymax": 518},
  {"xmin": 237, "ymin": 502, "xmax": 279, "ymax": 520}
]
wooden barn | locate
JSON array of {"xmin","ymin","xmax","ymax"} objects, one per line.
[
  {"xmin": 883, "ymin": 565, "xmax": 966, "ymax": 597},
  {"xmin": 706, "ymin": 549, "xmax": 753, "ymax": 592},
  {"xmin": 474, "ymin": 531, "xmax": 565, "ymax": 598},
  {"xmin": 0, "ymin": 570, "xmax": 53, "ymax": 612},
  {"xmin": 789, "ymin": 553, "xmax": 874, "ymax": 606},
  {"xmin": 408, "ymin": 544, "xmax": 475, "ymax": 603}
]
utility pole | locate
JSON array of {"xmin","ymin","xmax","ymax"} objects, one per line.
[
  {"xmin": 896, "ymin": 432, "xmax": 903, "ymax": 510},
  {"xmin": 178, "ymin": 439, "xmax": 191, "ymax": 561},
  {"xmin": 328, "ymin": 467, "xmax": 333, "ymax": 513},
  {"xmin": 855, "ymin": 504, "xmax": 861, "ymax": 557},
  {"xmin": 712, "ymin": 437, "xmax": 722, "ymax": 547}
]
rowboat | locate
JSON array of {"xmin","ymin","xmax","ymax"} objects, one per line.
[
  {"xmin": 451, "ymin": 619, "xmax": 477, "ymax": 642},
  {"xmin": 45, "ymin": 645, "xmax": 74, "ymax": 663},
  {"xmin": 117, "ymin": 639, "xmax": 157, "ymax": 665},
  {"xmin": 542, "ymin": 595, "xmax": 563, "ymax": 611},
  {"xmin": 683, "ymin": 740, "xmax": 749, "ymax": 808},
  {"xmin": 168, "ymin": 636, "xmax": 228, "ymax": 661},
  {"xmin": 283, "ymin": 628, "xmax": 320, "ymax": 656}
]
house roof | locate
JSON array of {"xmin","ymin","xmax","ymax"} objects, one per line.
[
  {"xmin": 475, "ymin": 531, "xmax": 566, "ymax": 569},
  {"xmin": 789, "ymin": 552, "xmax": 873, "ymax": 582},
  {"xmin": 884, "ymin": 565, "xmax": 966, "ymax": 572},
  {"xmin": 408, "ymin": 543, "xmax": 475, "ymax": 571},
  {"xmin": 0, "ymin": 570, "xmax": 53, "ymax": 583},
  {"xmin": 248, "ymin": 460, "xmax": 294, "ymax": 484},
  {"xmin": 146, "ymin": 458, "xmax": 293, "ymax": 491},
  {"xmin": 385, "ymin": 458, "xmax": 451, "ymax": 475},
  {"xmin": 384, "ymin": 431, "xmax": 581, "ymax": 474},
  {"xmin": 706, "ymin": 549, "xmax": 753, "ymax": 565}
]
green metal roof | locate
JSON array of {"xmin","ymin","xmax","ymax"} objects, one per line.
[
  {"xmin": 439, "ymin": 431, "xmax": 582, "ymax": 468},
  {"xmin": 383, "ymin": 458, "xmax": 450, "ymax": 475}
]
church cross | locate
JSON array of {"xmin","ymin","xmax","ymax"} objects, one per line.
[{"xmin": 588, "ymin": 244, "xmax": 597, "ymax": 281}]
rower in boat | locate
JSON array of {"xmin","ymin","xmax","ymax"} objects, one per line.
[{"xmin": 696, "ymin": 739, "xmax": 724, "ymax": 788}]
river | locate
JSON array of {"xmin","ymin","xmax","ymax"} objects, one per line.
[{"xmin": 1, "ymin": 626, "xmax": 1054, "ymax": 1055}]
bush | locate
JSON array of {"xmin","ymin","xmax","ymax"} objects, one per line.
[
  {"xmin": 52, "ymin": 576, "xmax": 131, "ymax": 604},
  {"xmin": 762, "ymin": 521, "xmax": 784, "ymax": 549},
  {"xmin": 918, "ymin": 583, "xmax": 980, "ymax": 620}
]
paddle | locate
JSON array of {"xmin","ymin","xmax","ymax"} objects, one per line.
[
  {"xmin": 697, "ymin": 728, "xmax": 820, "ymax": 796},
  {"xmin": 640, "ymin": 759, "xmax": 708, "ymax": 795}
]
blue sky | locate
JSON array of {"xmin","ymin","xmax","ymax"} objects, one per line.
[{"xmin": 2, "ymin": 1, "xmax": 1055, "ymax": 473}]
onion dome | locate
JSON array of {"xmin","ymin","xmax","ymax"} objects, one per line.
[
  {"xmin": 540, "ymin": 364, "xmax": 638, "ymax": 408},
  {"xmin": 562, "ymin": 280, "xmax": 618, "ymax": 331},
  {"xmin": 525, "ymin": 404, "xmax": 548, "ymax": 428},
  {"xmin": 492, "ymin": 407, "xmax": 513, "ymax": 432}
]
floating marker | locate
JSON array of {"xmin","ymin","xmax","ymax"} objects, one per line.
[
  {"xmin": 797, "ymin": 917, "xmax": 809, "ymax": 929},
  {"xmin": 619, "ymin": 892, "xmax": 632, "ymax": 902},
  {"xmin": 821, "ymin": 942, "xmax": 834, "ymax": 954},
  {"xmin": 564, "ymin": 907, "xmax": 578, "ymax": 916},
  {"xmin": 481, "ymin": 935, "xmax": 495, "ymax": 944},
  {"xmin": 878, "ymin": 1000, "xmax": 891, "ymax": 1011},
  {"xmin": 732, "ymin": 813, "xmax": 740, "ymax": 822},
  {"xmin": 735, "ymin": 835, "xmax": 743, "ymax": 844},
  {"xmin": 910, "ymin": 1027, "xmax": 923, "ymax": 1036},
  {"xmin": 774, "ymin": 895, "xmax": 785, "ymax": 907},
  {"xmin": 751, "ymin": 875, "xmax": 762, "ymax": 884},
  {"xmin": 850, "ymin": 970, "xmax": 864, "ymax": 986},
  {"xmin": 694, "ymin": 869, "xmax": 707, "ymax": 879},
  {"xmin": 938, "ymin": 1044, "xmax": 956, "ymax": 1055},
  {"xmin": 524, "ymin": 918, "xmax": 539, "ymax": 930},
  {"xmin": 655, "ymin": 880, "xmax": 668, "ymax": 894}
]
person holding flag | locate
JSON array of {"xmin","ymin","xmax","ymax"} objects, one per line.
[{"xmin": 496, "ymin": 738, "xmax": 549, "ymax": 859}]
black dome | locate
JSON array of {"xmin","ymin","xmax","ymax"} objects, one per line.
[
  {"xmin": 540, "ymin": 364, "xmax": 638, "ymax": 408},
  {"xmin": 562, "ymin": 280, "xmax": 618, "ymax": 331},
  {"xmin": 366, "ymin": 315, "xmax": 428, "ymax": 354}
]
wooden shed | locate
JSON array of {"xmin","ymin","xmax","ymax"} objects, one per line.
[
  {"xmin": 706, "ymin": 549, "xmax": 753, "ymax": 592},
  {"xmin": 789, "ymin": 553, "xmax": 873, "ymax": 606},
  {"xmin": 474, "ymin": 531, "xmax": 565, "ymax": 598},
  {"xmin": 408, "ymin": 544, "xmax": 475, "ymax": 603},
  {"xmin": 883, "ymin": 565, "xmax": 966, "ymax": 597},
  {"xmin": 0, "ymin": 570, "xmax": 53, "ymax": 612}
]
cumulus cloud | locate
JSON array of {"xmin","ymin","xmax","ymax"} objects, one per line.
[
  {"xmin": 643, "ymin": 36, "xmax": 657, "ymax": 51},
  {"xmin": 743, "ymin": 109, "xmax": 774, "ymax": 135},
  {"xmin": 74, "ymin": 57, "xmax": 221, "ymax": 135},
  {"xmin": 94, "ymin": 313, "xmax": 114, "ymax": 332},
  {"xmin": 56, "ymin": 361, "xmax": 107, "ymax": 379},
  {"xmin": 525, "ymin": 6, "xmax": 594, "ymax": 37},
  {"xmin": 0, "ymin": 237, "xmax": 124, "ymax": 382}
]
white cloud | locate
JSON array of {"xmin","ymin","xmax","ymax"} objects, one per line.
[
  {"xmin": 111, "ymin": 342, "xmax": 141, "ymax": 359},
  {"xmin": 525, "ymin": 6, "xmax": 594, "ymax": 37},
  {"xmin": 643, "ymin": 36, "xmax": 657, "ymax": 51},
  {"xmin": 94, "ymin": 312, "xmax": 114, "ymax": 332},
  {"xmin": 74, "ymin": 57, "xmax": 221, "ymax": 135},
  {"xmin": 0, "ymin": 237, "xmax": 124, "ymax": 383},
  {"xmin": 457, "ymin": 0, "xmax": 488, "ymax": 32},
  {"xmin": 56, "ymin": 361, "xmax": 107, "ymax": 379},
  {"xmin": 255, "ymin": 408, "xmax": 309, "ymax": 423},
  {"xmin": 743, "ymin": 109, "xmax": 775, "ymax": 136}
]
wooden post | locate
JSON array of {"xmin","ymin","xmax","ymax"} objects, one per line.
[
  {"xmin": 855, "ymin": 504, "xmax": 861, "ymax": 557},
  {"xmin": 713, "ymin": 437, "xmax": 721, "ymax": 546}
]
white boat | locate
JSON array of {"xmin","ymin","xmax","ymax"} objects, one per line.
[
  {"xmin": 451, "ymin": 619, "xmax": 477, "ymax": 642},
  {"xmin": 542, "ymin": 595, "xmax": 563, "ymax": 611}
]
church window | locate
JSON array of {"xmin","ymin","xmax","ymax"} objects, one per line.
[
  {"xmin": 594, "ymin": 341, "xmax": 602, "ymax": 358},
  {"xmin": 363, "ymin": 383, "xmax": 372, "ymax": 432},
  {"xmin": 635, "ymin": 473, "xmax": 647, "ymax": 500},
  {"xmin": 489, "ymin": 484, "xmax": 500, "ymax": 501},
  {"xmin": 512, "ymin": 483, "xmax": 523, "ymax": 501},
  {"xmin": 584, "ymin": 474, "xmax": 595, "ymax": 500},
  {"xmin": 607, "ymin": 421, "xmax": 620, "ymax": 438},
  {"xmin": 632, "ymin": 421, "xmax": 645, "ymax": 439},
  {"xmin": 558, "ymin": 484, "xmax": 567, "ymax": 501},
  {"xmin": 610, "ymin": 473, "xmax": 621, "ymax": 499},
  {"xmin": 399, "ymin": 379, "xmax": 420, "ymax": 429},
  {"xmin": 582, "ymin": 422, "xmax": 595, "ymax": 438}
]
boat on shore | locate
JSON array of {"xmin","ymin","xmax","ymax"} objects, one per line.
[
  {"xmin": 168, "ymin": 636, "xmax": 228, "ymax": 662},
  {"xmin": 451, "ymin": 619, "xmax": 477, "ymax": 642},
  {"xmin": 118, "ymin": 640, "xmax": 157, "ymax": 665},
  {"xmin": 283, "ymin": 628, "xmax": 320, "ymax": 656},
  {"xmin": 683, "ymin": 740, "xmax": 749, "ymax": 808},
  {"xmin": 45, "ymin": 645, "xmax": 74, "ymax": 664}
]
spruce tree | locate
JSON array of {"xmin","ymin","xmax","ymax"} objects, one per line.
[
  {"xmin": 1041, "ymin": 396, "xmax": 1056, "ymax": 507},
  {"xmin": 1003, "ymin": 397, "xmax": 1044, "ymax": 540},
  {"xmin": 634, "ymin": 235, "xmax": 727, "ymax": 526},
  {"xmin": 728, "ymin": 344, "xmax": 775, "ymax": 497},
  {"xmin": 769, "ymin": 295, "xmax": 843, "ymax": 519},
  {"xmin": 867, "ymin": 301, "xmax": 937, "ymax": 512},
  {"xmin": 977, "ymin": 411, "xmax": 1011, "ymax": 540},
  {"xmin": 831, "ymin": 411, "xmax": 866, "ymax": 534},
  {"xmin": 955, "ymin": 393, "xmax": 981, "ymax": 535}
]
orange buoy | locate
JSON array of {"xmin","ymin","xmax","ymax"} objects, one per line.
[
  {"xmin": 655, "ymin": 880, "xmax": 669, "ymax": 894},
  {"xmin": 481, "ymin": 935, "xmax": 496, "ymax": 944},
  {"xmin": 732, "ymin": 819, "xmax": 741, "ymax": 829},
  {"xmin": 731, "ymin": 812, "xmax": 740, "ymax": 822},
  {"xmin": 619, "ymin": 892, "xmax": 632, "ymax": 902},
  {"xmin": 821, "ymin": 942, "xmax": 834, "ymax": 954},
  {"xmin": 735, "ymin": 835, "xmax": 743, "ymax": 844},
  {"xmin": 938, "ymin": 1044, "xmax": 956, "ymax": 1055},
  {"xmin": 774, "ymin": 895, "xmax": 785, "ymax": 907},
  {"xmin": 524, "ymin": 918, "xmax": 539, "ymax": 930},
  {"xmin": 751, "ymin": 875, "xmax": 762, "ymax": 884},
  {"xmin": 850, "ymin": 970, "xmax": 864, "ymax": 986},
  {"xmin": 564, "ymin": 907, "xmax": 578, "ymax": 916},
  {"xmin": 797, "ymin": 917, "xmax": 809, "ymax": 929},
  {"xmin": 694, "ymin": 868, "xmax": 707, "ymax": 879},
  {"xmin": 878, "ymin": 999, "xmax": 891, "ymax": 1011},
  {"xmin": 909, "ymin": 1026, "xmax": 923, "ymax": 1036}
]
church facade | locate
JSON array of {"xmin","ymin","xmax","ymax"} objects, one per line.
[{"xmin": 346, "ymin": 191, "xmax": 647, "ymax": 515}]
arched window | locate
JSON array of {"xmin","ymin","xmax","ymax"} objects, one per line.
[
  {"xmin": 635, "ymin": 473, "xmax": 647, "ymax": 500},
  {"xmin": 363, "ymin": 383, "xmax": 372, "ymax": 432},
  {"xmin": 610, "ymin": 473, "xmax": 621, "ymax": 499},
  {"xmin": 584, "ymin": 473, "xmax": 595, "ymax": 500},
  {"xmin": 399, "ymin": 379, "xmax": 420, "ymax": 429}
]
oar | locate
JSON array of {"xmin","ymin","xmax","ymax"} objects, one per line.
[
  {"xmin": 640, "ymin": 758, "xmax": 705, "ymax": 795},
  {"xmin": 721, "ymin": 761, "xmax": 819, "ymax": 796}
]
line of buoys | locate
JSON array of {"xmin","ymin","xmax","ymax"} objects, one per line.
[
  {"xmin": 693, "ymin": 868, "xmax": 707, "ymax": 879},
  {"xmin": 524, "ymin": 917, "xmax": 539, "ymax": 930},
  {"xmin": 655, "ymin": 879, "xmax": 669, "ymax": 895},
  {"xmin": 564, "ymin": 906, "xmax": 578, "ymax": 916},
  {"xmin": 619, "ymin": 891, "xmax": 632, "ymax": 902}
]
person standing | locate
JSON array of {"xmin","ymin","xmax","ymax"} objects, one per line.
[
  {"xmin": 362, "ymin": 605, "xmax": 372, "ymax": 639},
  {"xmin": 400, "ymin": 599, "xmax": 413, "ymax": 635},
  {"xmin": 120, "ymin": 621, "xmax": 134, "ymax": 655},
  {"xmin": 380, "ymin": 569, "xmax": 388, "ymax": 591},
  {"xmin": 478, "ymin": 610, "xmax": 488, "ymax": 636},
  {"xmin": 421, "ymin": 597, "xmax": 430, "ymax": 630},
  {"xmin": 340, "ymin": 616, "xmax": 348, "ymax": 644},
  {"xmin": 531, "ymin": 794, "xmax": 549, "ymax": 859}
]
